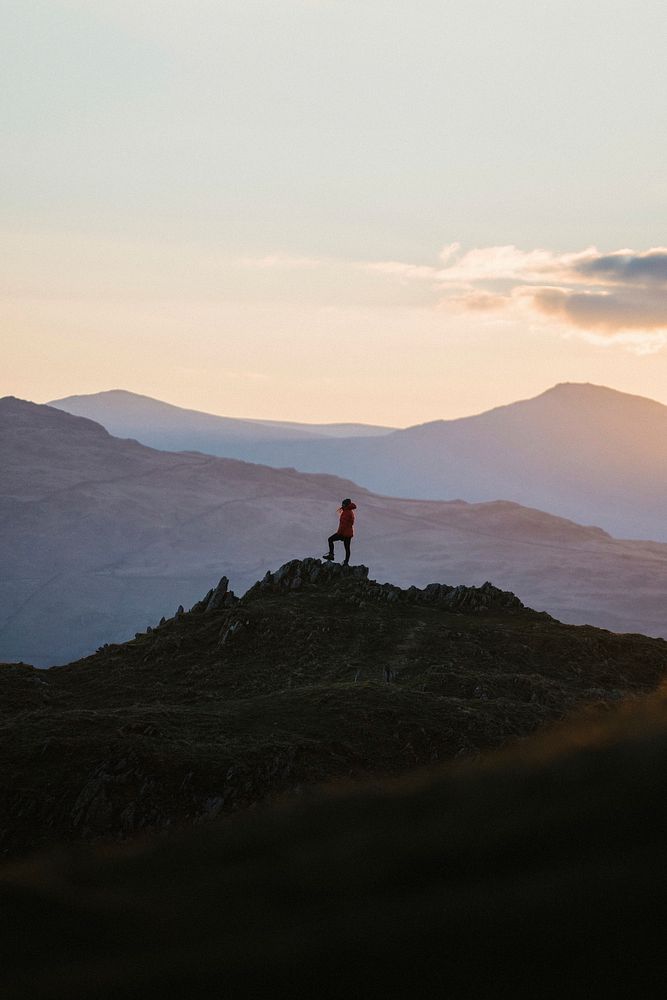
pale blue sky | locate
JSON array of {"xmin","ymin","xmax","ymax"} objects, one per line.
[{"xmin": 3, "ymin": 1, "xmax": 667, "ymax": 422}]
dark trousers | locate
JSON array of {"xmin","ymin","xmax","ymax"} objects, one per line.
[{"xmin": 328, "ymin": 533, "xmax": 351, "ymax": 562}]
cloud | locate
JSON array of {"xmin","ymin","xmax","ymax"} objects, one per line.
[
  {"xmin": 364, "ymin": 260, "xmax": 439, "ymax": 281},
  {"xmin": 367, "ymin": 244, "xmax": 667, "ymax": 339},
  {"xmin": 528, "ymin": 285, "xmax": 667, "ymax": 332},
  {"xmin": 439, "ymin": 245, "xmax": 564, "ymax": 283},
  {"xmin": 571, "ymin": 249, "xmax": 667, "ymax": 284},
  {"xmin": 441, "ymin": 290, "xmax": 511, "ymax": 312}
]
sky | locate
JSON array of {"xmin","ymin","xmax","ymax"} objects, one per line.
[{"xmin": 2, "ymin": 0, "xmax": 666, "ymax": 425}]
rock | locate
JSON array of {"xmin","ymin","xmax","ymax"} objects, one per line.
[
  {"xmin": 238, "ymin": 559, "xmax": 523, "ymax": 616},
  {"xmin": 218, "ymin": 620, "xmax": 245, "ymax": 646},
  {"xmin": 206, "ymin": 577, "xmax": 230, "ymax": 612},
  {"xmin": 246, "ymin": 559, "xmax": 370, "ymax": 597},
  {"xmin": 190, "ymin": 578, "xmax": 237, "ymax": 614}
]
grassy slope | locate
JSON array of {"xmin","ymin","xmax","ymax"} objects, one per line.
[
  {"xmin": 2, "ymin": 560, "xmax": 666, "ymax": 857},
  {"xmin": 3, "ymin": 690, "xmax": 667, "ymax": 998}
]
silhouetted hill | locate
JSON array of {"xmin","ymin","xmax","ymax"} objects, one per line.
[
  {"xmin": 58, "ymin": 383, "xmax": 667, "ymax": 541},
  {"xmin": 2, "ymin": 557, "xmax": 666, "ymax": 858},
  {"xmin": 3, "ymin": 589, "xmax": 667, "ymax": 997},
  {"xmin": 49, "ymin": 389, "xmax": 395, "ymax": 456},
  {"xmin": 4, "ymin": 395, "xmax": 667, "ymax": 665}
]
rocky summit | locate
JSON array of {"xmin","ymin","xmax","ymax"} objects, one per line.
[
  {"xmin": 1, "ymin": 558, "xmax": 666, "ymax": 857},
  {"xmin": 247, "ymin": 557, "xmax": 526, "ymax": 612}
]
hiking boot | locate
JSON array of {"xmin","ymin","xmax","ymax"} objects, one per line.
[{"xmin": 322, "ymin": 553, "xmax": 334, "ymax": 561}]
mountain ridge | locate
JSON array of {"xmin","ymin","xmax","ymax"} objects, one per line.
[
  {"xmin": 401, "ymin": 380, "xmax": 667, "ymax": 431},
  {"xmin": 47, "ymin": 382, "xmax": 667, "ymax": 540},
  {"xmin": 4, "ymin": 395, "xmax": 667, "ymax": 666},
  {"xmin": 48, "ymin": 389, "xmax": 396, "ymax": 445}
]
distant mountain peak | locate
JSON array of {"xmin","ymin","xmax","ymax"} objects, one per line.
[
  {"xmin": 547, "ymin": 381, "xmax": 605, "ymax": 393},
  {"xmin": 48, "ymin": 390, "xmax": 397, "ymax": 444},
  {"xmin": 0, "ymin": 395, "xmax": 39, "ymax": 410},
  {"xmin": 0, "ymin": 396, "xmax": 104, "ymax": 437},
  {"xmin": 542, "ymin": 381, "xmax": 665, "ymax": 405},
  {"xmin": 53, "ymin": 388, "xmax": 183, "ymax": 408},
  {"xmin": 80, "ymin": 389, "xmax": 152, "ymax": 399}
]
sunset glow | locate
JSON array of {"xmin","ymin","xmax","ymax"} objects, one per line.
[{"xmin": 3, "ymin": 0, "xmax": 666, "ymax": 423}]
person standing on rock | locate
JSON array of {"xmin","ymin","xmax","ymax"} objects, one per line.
[{"xmin": 323, "ymin": 499, "xmax": 357, "ymax": 566}]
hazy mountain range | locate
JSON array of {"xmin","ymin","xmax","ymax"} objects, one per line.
[
  {"xmin": 51, "ymin": 382, "xmax": 667, "ymax": 541},
  {"xmin": 3, "ymin": 396, "xmax": 667, "ymax": 665},
  {"xmin": 50, "ymin": 389, "xmax": 395, "ymax": 456}
]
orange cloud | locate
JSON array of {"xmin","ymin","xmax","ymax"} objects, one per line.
[{"xmin": 442, "ymin": 290, "xmax": 511, "ymax": 312}]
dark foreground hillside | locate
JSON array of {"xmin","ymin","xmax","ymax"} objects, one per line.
[
  {"xmin": 2, "ymin": 559, "xmax": 666, "ymax": 858},
  {"xmin": 3, "ymin": 690, "xmax": 667, "ymax": 999}
]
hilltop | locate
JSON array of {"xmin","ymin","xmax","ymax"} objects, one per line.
[{"xmin": 2, "ymin": 558, "xmax": 666, "ymax": 857}]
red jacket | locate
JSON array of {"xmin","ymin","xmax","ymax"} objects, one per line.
[{"xmin": 337, "ymin": 503, "xmax": 356, "ymax": 537}]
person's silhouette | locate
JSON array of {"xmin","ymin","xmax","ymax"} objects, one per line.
[{"xmin": 323, "ymin": 499, "xmax": 357, "ymax": 565}]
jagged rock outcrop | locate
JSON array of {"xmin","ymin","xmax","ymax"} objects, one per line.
[
  {"xmin": 248, "ymin": 558, "xmax": 369, "ymax": 595},
  {"xmin": 245, "ymin": 558, "xmax": 525, "ymax": 613},
  {"xmin": 189, "ymin": 576, "xmax": 238, "ymax": 615}
]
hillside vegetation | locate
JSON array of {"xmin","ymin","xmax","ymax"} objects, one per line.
[
  {"xmin": 4, "ymin": 668, "xmax": 667, "ymax": 998},
  {"xmin": 2, "ymin": 558, "xmax": 666, "ymax": 857}
]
